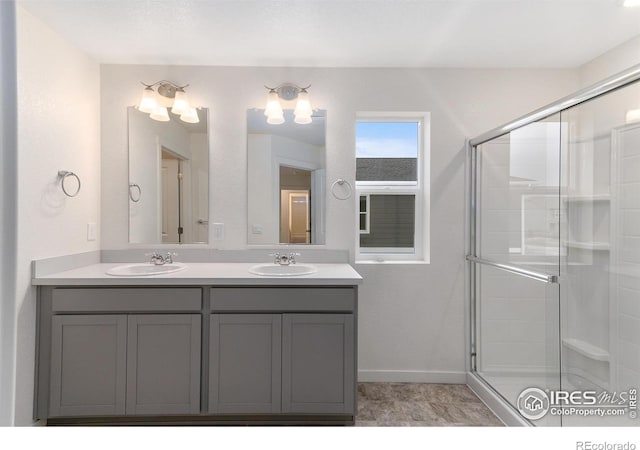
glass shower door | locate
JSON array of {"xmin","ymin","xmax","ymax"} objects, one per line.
[
  {"xmin": 472, "ymin": 115, "xmax": 563, "ymax": 426},
  {"xmin": 470, "ymin": 67, "xmax": 640, "ymax": 427},
  {"xmin": 559, "ymin": 80, "xmax": 640, "ymax": 427}
]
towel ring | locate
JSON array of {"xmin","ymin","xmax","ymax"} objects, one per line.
[
  {"xmin": 330, "ymin": 178, "xmax": 352, "ymax": 200},
  {"xmin": 129, "ymin": 183, "xmax": 141, "ymax": 202},
  {"xmin": 58, "ymin": 170, "xmax": 81, "ymax": 197}
]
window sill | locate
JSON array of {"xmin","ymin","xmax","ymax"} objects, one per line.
[{"xmin": 355, "ymin": 260, "xmax": 430, "ymax": 265}]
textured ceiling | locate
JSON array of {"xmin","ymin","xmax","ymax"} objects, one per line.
[{"xmin": 17, "ymin": 0, "xmax": 640, "ymax": 68}]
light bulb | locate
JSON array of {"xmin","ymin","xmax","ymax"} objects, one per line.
[
  {"xmin": 294, "ymin": 114, "xmax": 312, "ymax": 125},
  {"xmin": 294, "ymin": 89, "xmax": 312, "ymax": 117},
  {"xmin": 264, "ymin": 90, "xmax": 283, "ymax": 117},
  {"xmin": 171, "ymin": 90, "xmax": 190, "ymax": 115},
  {"xmin": 150, "ymin": 105, "xmax": 170, "ymax": 122},
  {"xmin": 180, "ymin": 107, "xmax": 200, "ymax": 124},
  {"xmin": 266, "ymin": 111, "xmax": 285, "ymax": 125},
  {"xmin": 138, "ymin": 87, "xmax": 157, "ymax": 113},
  {"xmin": 623, "ymin": 0, "xmax": 640, "ymax": 7}
]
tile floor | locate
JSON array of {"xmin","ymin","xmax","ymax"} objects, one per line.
[{"xmin": 356, "ymin": 382, "xmax": 503, "ymax": 426}]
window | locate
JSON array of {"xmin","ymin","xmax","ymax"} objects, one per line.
[{"xmin": 355, "ymin": 112, "xmax": 430, "ymax": 262}]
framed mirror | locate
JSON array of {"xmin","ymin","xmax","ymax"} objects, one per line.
[
  {"xmin": 247, "ymin": 109, "xmax": 326, "ymax": 245},
  {"xmin": 128, "ymin": 106, "xmax": 209, "ymax": 244}
]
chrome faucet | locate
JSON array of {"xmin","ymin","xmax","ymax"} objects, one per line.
[
  {"xmin": 269, "ymin": 252, "xmax": 301, "ymax": 266},
  {"xmin": 146, "ymin": 252, "xmax": 177, "ymax": 265}
]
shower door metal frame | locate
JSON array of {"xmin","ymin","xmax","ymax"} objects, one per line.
[{"xmin": 466, "ymin": 62, "xmax": 640, "ymax": 424}]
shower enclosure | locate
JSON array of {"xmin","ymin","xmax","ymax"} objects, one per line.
[{"xmin": 467, "ymin": 64, "xmax": 640, "ymax": 426}]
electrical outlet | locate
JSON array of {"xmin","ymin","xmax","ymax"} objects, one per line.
[
  {"xmin": 213, "ymin": 223, "xmax": 225, "ymax": 241},
  {"xmin": 252, "ymin": 224, "xmax": 263, "ymax": 235},
  {"xmin": 87, "ymin": 222, "xmax": 97, "ymax": 241}
]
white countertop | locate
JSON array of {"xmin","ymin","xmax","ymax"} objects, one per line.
[{"xmin": 32, "ymin": 262, "xmax": 363, "ymax": 286}]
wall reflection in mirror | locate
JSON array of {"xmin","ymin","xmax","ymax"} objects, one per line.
[
  {"xmin": 128, "ymin": 106, "xmax": 209, "ymax": 244},
  {"xmin": 247, "ymin": 109, "xmax": 326, "ymax": 245}
]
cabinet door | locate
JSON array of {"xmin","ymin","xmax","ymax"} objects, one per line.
[
  {"xmin": 209, "ymin": 314, "xmax": 281, "ymax": 413},
  {"xmin": 126, "ymin": 314, "xmax": 201, "ymax": 415},
  {"xmin": 49, "ymin": 315, "xmax": 127, "ymax": 417},
  {"xmin": 282, "ymin": 314, "xmax": 355, "ymax": 414}
]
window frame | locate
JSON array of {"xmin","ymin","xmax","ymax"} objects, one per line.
[
  {"xmin": 359, "ymin": 194, "xmax": 370, "ymax": 235},
  {"xmin": 355, "ymin": 112, "xmax": 430, "ymax": 263}
]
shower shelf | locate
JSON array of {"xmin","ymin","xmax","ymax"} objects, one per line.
[
  {"xmin": 563, "ymin": 194, "xmax": 610, "ymax": 203},
  {"xmin": 564, "ymin": 241, "xmax": 610, "ymax": 251},
  {"xmin": 562, "ymin": 338, "xmax": 609, "ymax": 362}
]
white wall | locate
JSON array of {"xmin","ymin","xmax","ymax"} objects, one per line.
[
  {"xmin": 101, "ymin": 65, "xmax": 577, "ymax": 383},
  {"xmin": 13, "ymin": 6, "xmax": 100, "ymax": 425},
  {"xmin": 0, "ymin": 0, "xmax": 18, "ymax": 427},
  {"xmin": 579, "ymin": 35, "xmax": 640, "ymax": 87}
]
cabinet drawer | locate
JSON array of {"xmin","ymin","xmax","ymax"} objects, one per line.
[
  {"xmin": 52, "ymin": 288, "xmax": 202, "ymax": 312},
  {"xmin": 210, "ymin": 287, "xmax": 356, "ymax": 312}
]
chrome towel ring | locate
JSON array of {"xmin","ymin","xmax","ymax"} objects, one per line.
[
  {"xmin": 58, "ymin": 170, "xmax": 81, "ymax": 197},
  {"xmin": 330, "ymin": 178, "xmax": 352, "ymax": 200},
  {"xmin": 129, "ymin": 183, "xmax": 141, "ymax": 202}
]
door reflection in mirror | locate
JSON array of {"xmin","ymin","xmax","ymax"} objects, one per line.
[
  {"xmin": 280, "ymin": 166, "xmax": 311, "ymax": 244},
  {"xmin": 128, "ymin": 107, "xmax": 209, "ymax": 244},
  {"xmin": 161, "ymin": 149, "xmax": 184, "ymax": 243}
]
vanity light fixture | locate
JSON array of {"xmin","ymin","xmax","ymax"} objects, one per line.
[
  {"xmin": 264, "ymin": 83, "xmax": 313, "ymax": 125},
  {"xmin": 137, "ymin": 81, "xmax": 199, "ymax": 123}
]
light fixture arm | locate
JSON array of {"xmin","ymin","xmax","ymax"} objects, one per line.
[
  {"xmin": 264, "ymin": 83, "xmax": 311, "ymax": 101},
  {"xmin": 140, "ymin": 80, "xmax": 190, "ymax": 99}
]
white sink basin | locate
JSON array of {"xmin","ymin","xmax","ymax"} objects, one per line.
[
  {"xmin": 249, "ymin": 263, "xmax": 317, "ymax": 277},
  {"xmin": 106, "ymin": 263, "xmax": 187, "ymax": 276}
]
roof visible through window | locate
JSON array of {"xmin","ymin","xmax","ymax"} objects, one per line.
[{"xmin": 356, "ymin": 121, "xmax": 419, "ymax": 182}]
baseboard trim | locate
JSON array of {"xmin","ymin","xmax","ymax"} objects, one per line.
[{"xmin": 358, "ymin": 370, "xmax": 466, "ymax": 384}]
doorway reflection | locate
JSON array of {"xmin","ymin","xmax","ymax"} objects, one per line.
[{"xmin": 279, "ymin": 166, "xmax": 311, "ymax": 244}]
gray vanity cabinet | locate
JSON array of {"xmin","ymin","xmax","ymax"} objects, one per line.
[
  {"xmin": 209, "ymin": 313, "xmax": 355, "ymax": 416},
  {"xmin": 208, "ymin": 287, "xmax": 357, "ymax": 418},
  {"xmin": 41, "ymin": 288, "xmax": 202, "ymax": 419},
  {"xmin": 282, "ymin": 314, "xmax": 354, "ymax": 414},
  {"xmin": 38, "ymin": 284, "xmax": 358, "ymax": 424},
  {"xmin": 49, "ymin": 314, "xmax": 201, "ymax": 417},
  {"xmin": 49, "ymin": 315, "xmax": 127, "ymax": 417},
  {"xmin": 209, "ymin": 314, "xmax": 282, "ymax": 413}
]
